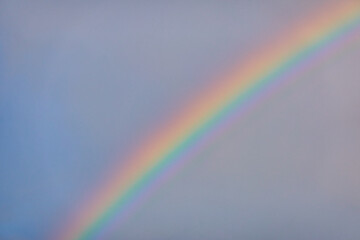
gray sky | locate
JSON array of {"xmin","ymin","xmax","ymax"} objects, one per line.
[{"xmin": 1, "ymin": 0, "xmax": 359, "ymax": 239}]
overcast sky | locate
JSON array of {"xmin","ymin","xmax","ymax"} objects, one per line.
[{"xmin": 1, "ymin": 0, "xmax": 360, "ymax": 239}]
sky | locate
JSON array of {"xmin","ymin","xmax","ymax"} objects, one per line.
[{"xmin": 1, "ymin": 0, "xmax": 360, "ymax": 239}]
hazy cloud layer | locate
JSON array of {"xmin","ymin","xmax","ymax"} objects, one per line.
[{"xmin": 1, "ymin": 0, "xmax": 359, "ymax": 239}]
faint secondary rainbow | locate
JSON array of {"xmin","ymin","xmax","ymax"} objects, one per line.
[{"xmin": 58, "ymin": 2, "xmax": 360, "ymax": 240}]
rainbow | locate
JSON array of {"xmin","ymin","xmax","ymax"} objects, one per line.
[{"xmin": 58, "ymin": 2, "xmax": 360, "ymax": 239}]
